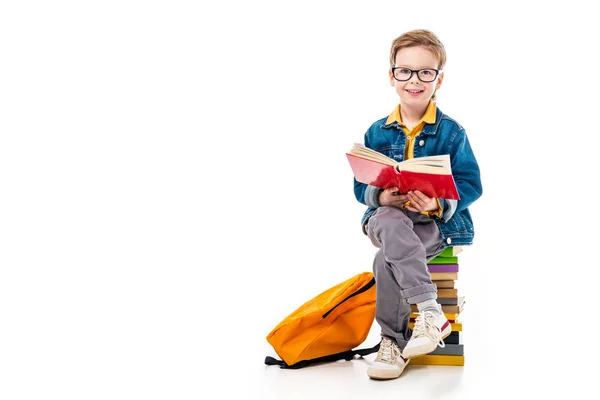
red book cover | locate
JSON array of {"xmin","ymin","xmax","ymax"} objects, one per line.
[{"xmin": 346, "ymin": 153, "xmax": 460, "ymax": 200}]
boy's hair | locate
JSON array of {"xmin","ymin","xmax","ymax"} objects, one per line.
[{"xmin": 389, "ymin": 29, "xmax": 447, "ymax": 70}]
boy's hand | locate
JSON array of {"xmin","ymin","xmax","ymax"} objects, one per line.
[
  {"xmin": 378, "ymin": 187, "xmax": 410, "ymax": 207},
  {"xmin": 404, "ymin": 190, "xmax": 439, "ymax": 213}
]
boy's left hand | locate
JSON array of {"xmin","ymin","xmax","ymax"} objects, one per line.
[{"xmin": 404, "ymin": 190, "xmax": 439, "ymax": 213}]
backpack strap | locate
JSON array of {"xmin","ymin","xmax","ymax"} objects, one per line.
[{"xmin": 264, "ymin": 342, "xmax": 380, "ymax": 369}]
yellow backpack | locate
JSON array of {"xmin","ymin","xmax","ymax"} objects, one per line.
[{"xmin": 264, "ymin": 272, "xmax": 379, "ymax": 369}]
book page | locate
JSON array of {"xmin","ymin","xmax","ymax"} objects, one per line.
[
  {"xmin": 397, "ymin": 154, "xmax": 452, "ymax": 174},
  {"xmin": 348, "ymin": 143, "xmax": 397, "ymax": 167},
  {"xmin": 397, "ymin": 164, "xmax": 449, "ymax": 174},
  {"xmin": 399, "ymin": 155, "xmax": 449, "ymax": 166},
  {"xmin": 350, "ymin": 144, "xmax": 452, "ymax": 174}
]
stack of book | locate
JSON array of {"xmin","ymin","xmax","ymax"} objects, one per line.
[{"xmin": 409, "ymin": 246, "xmax": 465, "ymax": 366}]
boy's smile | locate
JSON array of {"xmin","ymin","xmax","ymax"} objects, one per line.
[{"xmin": 405, "ymin": 88, "xmax": 425, "ymax": 96}]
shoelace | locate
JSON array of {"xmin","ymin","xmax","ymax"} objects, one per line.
[
  {"xmin": 374, "ymin": 338, "xmax": 400, "ymax": 364},
  {"xmin": 413, "ymin": 311, "xmax": 446, "ymax": 348}
]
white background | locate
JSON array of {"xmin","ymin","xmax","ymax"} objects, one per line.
[{"xmin": 1, "ymin": 1, "xmax": 599, "ymax": 398}]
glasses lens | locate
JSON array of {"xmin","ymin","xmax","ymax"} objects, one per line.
[
  {"xmin": 417, "ymin": 69, "xmax": 437, "ymax": 82},
  {"xmin": 394, "ymin": 68, "xmax": 412, "ymax": 81}
]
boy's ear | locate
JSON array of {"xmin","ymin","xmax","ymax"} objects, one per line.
[
  {"xmin": 389, "ymin": 69, "xmax": 396, "ymax": 86},
  {"xmin": 436, "ymin": 72, "xmax": 444, "ymax": 90}
]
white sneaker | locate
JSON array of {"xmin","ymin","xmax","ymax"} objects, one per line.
[
  {"xmin": 367, "ymin": 337, "xmax": 410, "ymax": 380},
  {"xmin": 402, "ymin": 309, "xmax": 451, "ymax": 359}
]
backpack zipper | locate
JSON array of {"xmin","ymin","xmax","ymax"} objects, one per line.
[{"xmin": 322, "ymin": 277, "xmax": 375, "ymax": 318}]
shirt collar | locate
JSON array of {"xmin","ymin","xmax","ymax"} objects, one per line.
[{"xmin": 385, "ymin": 100, "xmax": 437, "ymax": 126}]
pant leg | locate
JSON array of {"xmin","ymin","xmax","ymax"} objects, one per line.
[
  {"xmin": 370, "ymin": 248, "xmax": 412, "ymax": 349},
  {"xmin": 366, "ymin": 206, "xmax": 445, "ymax": 348}
]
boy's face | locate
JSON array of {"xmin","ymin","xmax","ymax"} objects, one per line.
[{"xmin": 389, "ymin": 46, "xmax": 444, "ymax": 109}]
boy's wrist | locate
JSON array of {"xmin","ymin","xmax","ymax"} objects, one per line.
[{"xmin": 365, "ymin": 185, "xmax": 383, "ymax": 208}]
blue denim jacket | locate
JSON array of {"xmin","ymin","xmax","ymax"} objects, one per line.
[{"xmin": 354, "ymin": 106, "xmax": 483, "ymax": 246}]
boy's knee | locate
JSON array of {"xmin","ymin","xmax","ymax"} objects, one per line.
[
  {"xmin": 373, "ymin": 206, "xmax": 410, "ymax": 224},
  {"xmin": 369, "ymin": 206, "xmax": 413, "ymax": 239}
]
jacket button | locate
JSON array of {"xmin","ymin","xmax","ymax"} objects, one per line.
[
  {"xmin": 446, "ymin": 238, "xmax": 452, "ymax": 244},
  {"xmin": 419, "ymin": 140, "xmax": 425, "ymax": 146}
]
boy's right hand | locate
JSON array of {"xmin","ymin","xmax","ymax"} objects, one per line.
[{"xmin": 378, "ymin": 187, "xmax": 410, "ymax": 208}]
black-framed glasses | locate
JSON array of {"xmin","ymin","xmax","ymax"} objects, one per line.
[{"xmin": 391, "ymin": 67, "xmax": 442, "ymax": 82}]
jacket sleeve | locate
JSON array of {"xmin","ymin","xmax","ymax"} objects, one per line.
[
  {"xmin": 354, "ymin": 181, "xmax": 382, "ymax": 208},
  {"xmin": 445, "ymin": 128, "xmax": 483, "ymax": 215}
]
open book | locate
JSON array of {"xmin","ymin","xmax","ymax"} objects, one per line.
[{"xmin": 346, "ymin": 143, "xmax": 460, "ymax": 200}]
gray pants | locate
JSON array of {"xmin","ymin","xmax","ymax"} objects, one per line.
[{"xmin": 365, "ymin": 206, "xmax": 445, "ymax": 349}]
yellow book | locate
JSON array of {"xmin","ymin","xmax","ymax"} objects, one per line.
[
  {"xmin": 410, "ymin": 354, "xmax": 464, "ymax": 366},
  {"xmin": 410, "ymin": 312, "xmax": 459, "ymax": 320},
  {"xmin": 409, "ymin": 321, "xmax": 462, "ymax": 331}
]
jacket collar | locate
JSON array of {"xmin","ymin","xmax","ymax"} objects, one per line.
[{"xmin": 382, "ymin": 100, "xmax": 440, "ymax": 135}]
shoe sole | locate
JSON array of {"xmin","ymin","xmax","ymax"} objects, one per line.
[
  {"xmin": 367, "ymin": 361, "xmax": 410, "ymax": 380},
  {"xmin": 402, "ymin": 326, "xmax": 452, "ymax": 359},
  {"xmin": 367, "ymin": 369, "xmax": 402, "ymax": 380}
]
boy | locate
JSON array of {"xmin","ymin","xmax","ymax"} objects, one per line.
[{"xmin": 353, "ymin": 29, "xmax": 482, "ymax": 380}]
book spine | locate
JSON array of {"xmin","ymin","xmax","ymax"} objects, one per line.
[
  {"xmin": 430, "ymin": 344, "xmax": 464, "ymax": 356},
  {"xmin": 410, "ymin": 355, "xmax": 464, "ymax": 366},
  {"xmin": 427, "ymin": 264, "xmax": 459, "ymax": 273}
]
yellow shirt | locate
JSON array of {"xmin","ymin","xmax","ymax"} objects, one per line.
[{"xmin": 386, "ymin": 100, "xmax": 443, "ymax": 218}]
